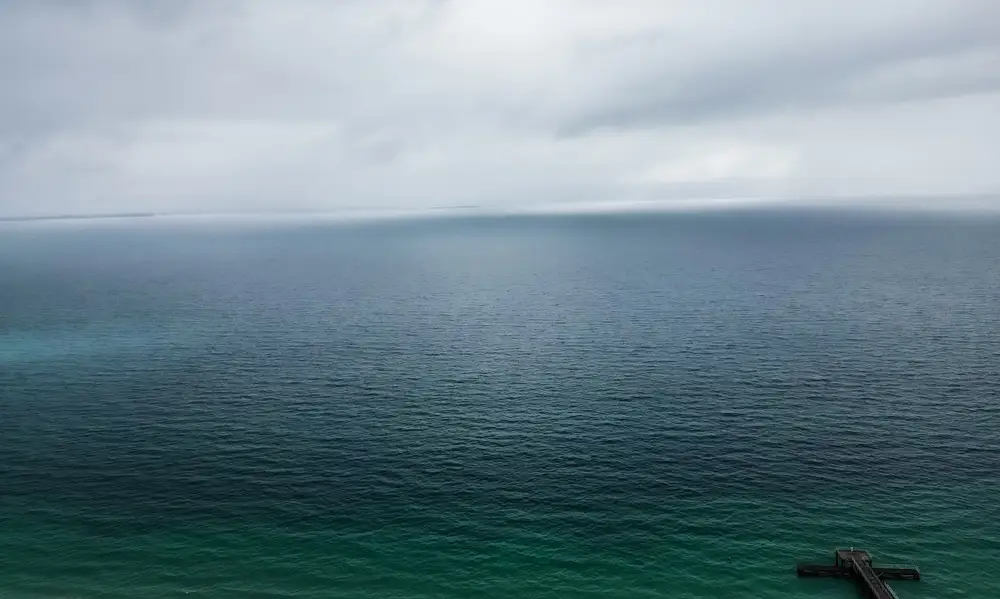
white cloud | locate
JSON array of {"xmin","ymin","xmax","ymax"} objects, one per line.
[{"xmin": 0, "ymin": 0, "xmax": 998, "ymax": 217}]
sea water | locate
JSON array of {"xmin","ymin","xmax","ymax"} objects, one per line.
[{"xmin": 1, "ymin": 210, "xmax": 998, "ymax": 598}]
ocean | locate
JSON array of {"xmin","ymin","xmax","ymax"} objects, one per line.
[{"xmin": 1, "ymin": 210, "xmax": 999, "ymax": 599}]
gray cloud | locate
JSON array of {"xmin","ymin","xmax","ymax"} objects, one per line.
[
  {"xmin": 1, "ymin": 0, "xmax": 998, "ymax": 217},
  {"xmin": 550, "ymin": 2, "xmax": 1000, "ymax": 130}
]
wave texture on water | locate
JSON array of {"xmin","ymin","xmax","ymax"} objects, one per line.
[{"xmin": 1, "ymin": 212, "xmax": 999, "ymax": 599}]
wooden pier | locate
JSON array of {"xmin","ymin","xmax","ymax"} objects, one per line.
[{"xmin": 797, "ymin": 549, "xmax": 920, "ymax": 599}]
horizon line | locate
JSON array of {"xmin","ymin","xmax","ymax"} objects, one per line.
[{"xmin": 2, "ymin": 193, "xmax": 1000, "ymax": 223}]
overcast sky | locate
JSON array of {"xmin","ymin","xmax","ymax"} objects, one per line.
[{"xmin": 1, "ymin": 0, "xmax": 999, "ymax": 217}]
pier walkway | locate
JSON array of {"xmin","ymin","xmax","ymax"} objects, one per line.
[{"xmin": 797, "ymin": 549, "xmax": 920, "ymax": 599}]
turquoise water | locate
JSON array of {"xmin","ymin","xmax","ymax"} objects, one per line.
[{"xmin": 2, "ymin": 211, "xmax": 999, "ymax": 598}]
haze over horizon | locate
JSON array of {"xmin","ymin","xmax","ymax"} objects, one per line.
[{"xmin": 2, "ymin": 0, "xmax": 999, "ymax": 218}]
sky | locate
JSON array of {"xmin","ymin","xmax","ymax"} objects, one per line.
[{"xmin": 1, "ymin": 0, "xmax": 999, "ymax": 217}]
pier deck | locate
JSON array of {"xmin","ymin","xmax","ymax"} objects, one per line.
[{"xmin": 797, "ymin": 550, "xmax": 920, "ymax": 599}]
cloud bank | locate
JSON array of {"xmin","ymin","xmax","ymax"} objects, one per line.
[{"xmin": 1, "ymin": 0, "xmax": 999, "ymax": 216}]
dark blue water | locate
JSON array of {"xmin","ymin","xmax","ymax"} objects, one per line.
[{"xmin": 2, "ymin": 211, "xmax": 999, "ymax": 598}]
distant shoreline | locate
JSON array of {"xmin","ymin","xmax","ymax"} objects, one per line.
[
  {"xmin": 2, "ymin": 198, "xmax": 1000, "ymax": 225},
  {"xmin": 0, "ymin": 213, "xmax": 158, "ymax": 222}
]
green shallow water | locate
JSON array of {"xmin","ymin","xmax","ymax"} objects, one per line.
[
  {"xmin": 4, "ymin": 486, "xmax": 997, "ymax": 598},
  {"xmin": 2, "ymin": 211, "xmax": 999, "ymax": 598}
]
